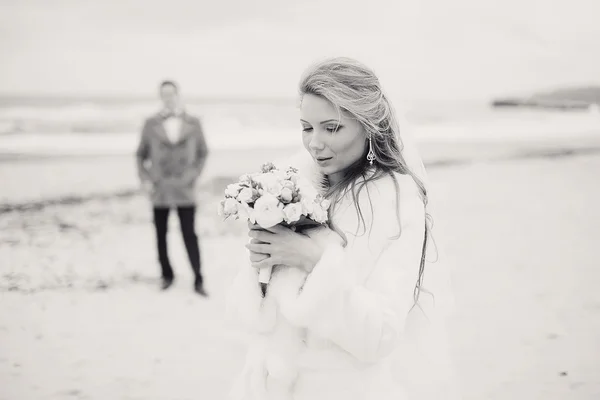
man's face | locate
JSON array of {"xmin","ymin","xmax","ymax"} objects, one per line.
[{"xmin": 160, "ymin": 84, "xmax": 179, "ymax": 110}]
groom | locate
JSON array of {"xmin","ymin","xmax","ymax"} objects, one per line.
[{"xmin": 136, "ymin": 80, "xmax": 209, "ymax": 296}]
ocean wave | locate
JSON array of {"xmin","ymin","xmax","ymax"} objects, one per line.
[
  {"xmin": 0, "ymin": 100, "xmax": 298, "ymax": 135},
  {"xmin": 0, "ymin": 128, "xmax": 301, "ymax": 155},
  {"xmin": 0, "ymin": 99, "xmax": 599, "ymax": 151}
]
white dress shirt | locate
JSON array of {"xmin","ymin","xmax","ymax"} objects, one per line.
[{"xmin": 163, "ymin": 109, "xmax": 183, "ymax": 143}]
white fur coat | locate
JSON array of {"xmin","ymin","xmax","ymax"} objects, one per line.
[{"xmin": 225, "ymin": 152, "xmax": 460, "ymax": 400}]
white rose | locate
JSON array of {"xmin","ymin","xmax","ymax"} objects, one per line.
[
  {"xmin": 237, "ymin": 187, "xmax": 254, "ymax": 203},
  {"xmin": 283, "ymin": 203, "xmax": 303, "ymax": 224},
  {"xmin": 225, "ymin": 183, "xmax": 242, "ymax": 198},
  {"xmin": 253, "ymin": 193, "xmax": 284, "ymax": 228}
]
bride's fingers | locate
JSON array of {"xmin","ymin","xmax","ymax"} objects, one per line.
[
  {"xmin": 249, "ymin": 252, "xmax": 269, "ymax": 262},
  {"xmin": 245, "ymin": 243, "xmax": 270, "ymax": 253},
  {"xmin": 251, "ymin": 258, "xmax": 276, "ymax": 270},
  {"xmin": 262, "ymin": 224, "xmax": 287, "ymax": 234},
  {"xmin": 248, "ymin": 230, "xmax": 272, "ymax": 242}
]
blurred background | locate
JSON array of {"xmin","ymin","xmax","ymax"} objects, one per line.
[{"xmin": 1, "ymin": 0, "xmax": 599, "ymax": 399}]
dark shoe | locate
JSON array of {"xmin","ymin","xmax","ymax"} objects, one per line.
[
  {"xmin": 161, "ymin": 277, "xmax": 174, "ymax": 290},
  {"xmin": 260, "ymin": 283, "xmax": 268, "ymax": 298},
  {"xmin": 194, "ymin": 281, "xmax": 208, "ymax": 297}
]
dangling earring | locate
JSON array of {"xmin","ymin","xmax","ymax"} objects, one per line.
[{"xmin": 366, "ymin": 136, "xmax": 376, "ymax": 165}]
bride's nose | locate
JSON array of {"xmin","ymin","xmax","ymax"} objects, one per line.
[{"xmin": 308, "ymin": 130, "xmax": 326, "ymax": 151}]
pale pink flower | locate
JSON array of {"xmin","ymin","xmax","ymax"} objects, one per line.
[
  {"xmin": 237, "ymin": 201, "xmax": 256, "ymax": 223},
  {"xmin": 266, "ymin": 181, "xmax": 283, "ymax": 197},
  {"xmin": 255, "ymin": 172, "xmax": 284, "ymax": 196},
  {"xmin": 300, "ymin": 197, "xmax": 314, "ymax": 214},
  {"xmin": 237, "ymin": 187, "xmax": 254, "ymax": 203},
  {"xmin": 219, "ymin": 198, "xmax": 239, "ymax": 217},
  {"xmin": 281, "ymin": 180, "xmax": 295, "ymax": 190},
  {"xmin": 280, "ymin": 187, "xmax": 293, "ymax": 203},
  {"xmin": 225, "ymin": 183, "xmax": 242, "ymax": 198},
  {"xmin": 239, "ymin": 174, "xmax": 252, "ymax": 184},
  {"xmin": 296, "ymin": 179, "xmax": 318, "ymax": 200},
  {"xmin": 310, "ymin": 203, "xmax": 328, "ymax": 223}
]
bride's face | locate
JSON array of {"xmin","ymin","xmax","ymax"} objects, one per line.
[{"xmin": 300, "ymin": 94, "xmax": 367, "ymax": 184}]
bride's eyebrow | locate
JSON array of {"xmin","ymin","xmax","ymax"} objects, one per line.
[
  {"xmin": 319, "ymin": 119, "xmax": 340, "ymax": 125},
  {"xmin": 300, "ymin": 119, "xmax": 341, "ymax": 126}
]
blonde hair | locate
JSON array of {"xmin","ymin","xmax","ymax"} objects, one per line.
[{"xmin": 299, "ymin": 57, "xmax": 431, "ymax": 304}]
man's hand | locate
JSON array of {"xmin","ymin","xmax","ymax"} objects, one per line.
[{"xmin": 141, "ymin": 180, "xmax": 154, "ymax": 194}]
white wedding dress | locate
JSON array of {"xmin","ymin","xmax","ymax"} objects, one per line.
[{"xmin": 225, "ymin": 144, "xmax": 461, "ymax": 399}]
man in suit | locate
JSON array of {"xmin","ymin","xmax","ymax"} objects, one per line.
[{"xmin": 136, "ymin": 80, "xmax": 209, "ymax": 296}]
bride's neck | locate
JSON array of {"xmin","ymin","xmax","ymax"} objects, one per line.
[{"xmin": 327, "ymin": 171, "xmax": 344, "ymax": 187}]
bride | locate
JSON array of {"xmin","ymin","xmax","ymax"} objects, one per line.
[{"xmin": 225, "ymin": 57, "xmax": 460, "ymax": 400}]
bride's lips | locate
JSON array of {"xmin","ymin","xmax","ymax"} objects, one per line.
[{"xmin": 315, "ymin": 156, "xmax": 332, "ymax": 165}]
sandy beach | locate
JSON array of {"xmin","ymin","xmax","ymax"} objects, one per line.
[
  {"xmin": 1, "ymin": 138, "xmax": 600, "ymax": 399},
  {"xmin": 3, "ymin": 0, "xmax": 600, "ymax": 397}
]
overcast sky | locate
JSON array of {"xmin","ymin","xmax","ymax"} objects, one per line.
[{"xmin": 1, "ymin": 0, "xmax": 599, "ymax": 101}]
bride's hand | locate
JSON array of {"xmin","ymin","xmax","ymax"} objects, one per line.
[
  {"xmin": 303, "ymin": 225, "xmax": 345, "ymax": 249},
  {"xmin": 245, "ymin": 223, "xmax": 342, "ymax": 273},
  {"xmin": 246, "ymin": 222, "xmax": 270, "ymax": 268}
]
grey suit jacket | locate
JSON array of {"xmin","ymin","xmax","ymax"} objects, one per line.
[{"xmin": 136, "ymin": 111, "xmax": 209, "ymax": 207}]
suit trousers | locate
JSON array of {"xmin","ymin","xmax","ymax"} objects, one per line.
[{"xmin": 152, "ymin": 206, "xmax": 202, "ymax": 283}]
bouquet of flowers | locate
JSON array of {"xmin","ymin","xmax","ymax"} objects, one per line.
[{"xmin": 218, "ymin": 162, "xmax": 330, "ymax": 294}]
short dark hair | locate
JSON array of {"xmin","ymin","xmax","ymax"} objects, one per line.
[{"xmin": 159, "ymin": 80, "xmax": 178, "ymax": 92}]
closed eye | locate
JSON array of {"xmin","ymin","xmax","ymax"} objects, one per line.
[
  {"xmin": 325, "ymin": 125, "xmax": 342, "ymax": 133},
  {"xmin": 302, "ymin": 127, "xmax": 313, "ymax": 132}
]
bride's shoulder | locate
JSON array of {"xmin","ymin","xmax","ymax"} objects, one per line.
[
  {"xmin": 336, "ymin": 172, "xmax": 422, "ymax": 238},
  {"xmin": 355, "ymin": 171, "xmax": 420, "ymax": 206}
]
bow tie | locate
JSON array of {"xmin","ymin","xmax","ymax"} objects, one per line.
[{"xmin": 161, "ymin": 110, "xmax": 182, "ymax": 120}]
